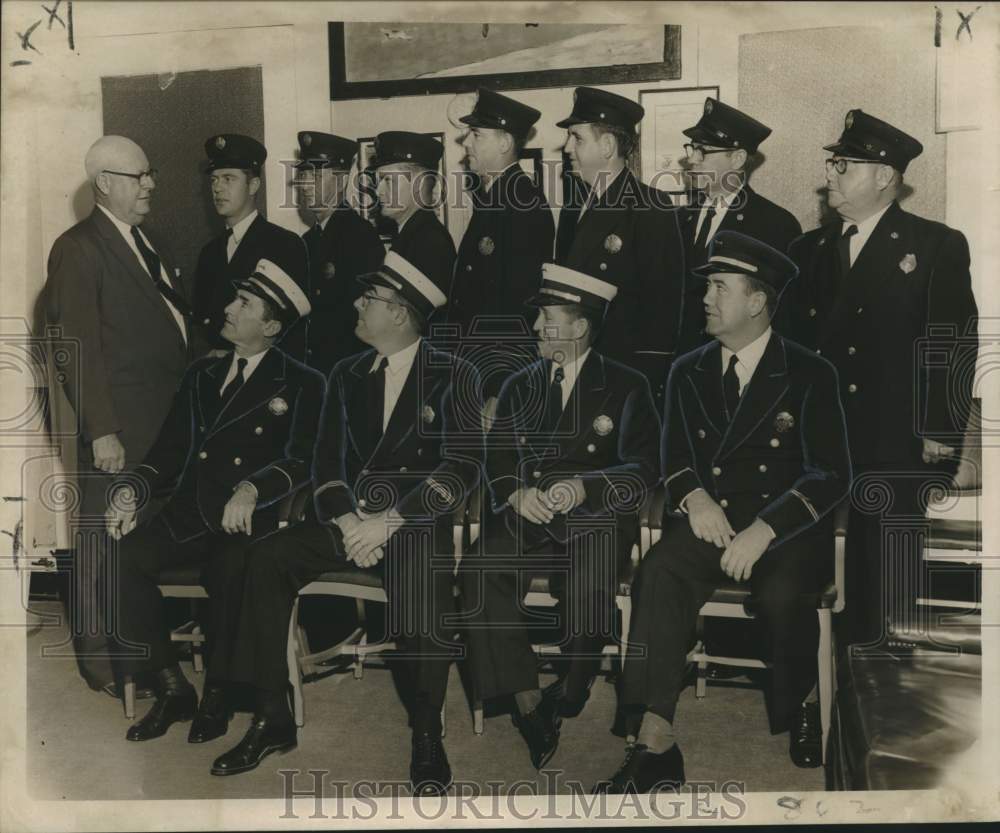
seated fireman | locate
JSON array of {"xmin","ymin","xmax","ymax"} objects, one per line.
[{"xmin": 597, "ymin": 232, "xmax": 852, "ymax": 793}]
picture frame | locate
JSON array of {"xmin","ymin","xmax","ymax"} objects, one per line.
[
  {"xmin": 355, "ymin": 132, "xmax": 448, "ymax": 240},
  {"xmin": 329, "ymin": 22, "xmax": 681, "ymax": 100},
  {"xmin": 637, "ymin": 85, "xmax": 720, "ymax": 194}
]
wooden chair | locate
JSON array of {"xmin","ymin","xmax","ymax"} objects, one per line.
[{"xmin": 643, "ymin": 488, "xmax": 848, "ymax": 759}]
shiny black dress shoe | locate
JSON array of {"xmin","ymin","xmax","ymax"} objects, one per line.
[
  {"xmin": 211, "ymin": 716, "xmax": 297, "ymax": 776},
  {"xmin": 512, "ymin": 696, "xmax": 561, "ymax": 769},
  {"xmin": 410, "ymin": 731, "xmax": 452, "ymax": 796},
  {"xmin": 592, "ymin": 744, "xmax": 685, "ymax": 794},
  {"xmin": 188, "ymin": 686, "xmax": 230, "ymax": 744},
  {"xmin": 101, "ymin": 681, "xmax": 154, "ymax": 701},
  {"xmin": 789, "ymin": 701, "xmax": 822, "ymax": 768},
  {"xmin": 125, "ymin": 689, "xmax": 197, "ymax": 741}
]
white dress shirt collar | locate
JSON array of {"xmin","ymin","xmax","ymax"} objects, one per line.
[
  {"xmin": 720, "ymin": 326, "xmax": 772, "ymax": 395},
  {"xmin": 551, "ymin": 347, "xmax": 592, "ymax": 406},
  {"xmin": 843, "ymin": 202, "xmax": 891, "ymax": 266},
  {"xmin": 221, "ymin": 347, "xmax": 269, "ymax": 392},
  {"xmin": 372, "ymin": 338, "xmax": 422, "ymax": 429},
  {"xmin": 229, "ymin": 209, "xmax": 258, "ymax": 246}
]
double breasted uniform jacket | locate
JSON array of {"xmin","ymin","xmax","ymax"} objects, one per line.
[
  {"xmin": 663, "ymin": 334, "xmax": 851, "ymax": 544},
  {"xmin": 192, "ymin": 214, "xmax": 309, "ymax": 357},
  {"xmin": 387, "ymin": 208, "xmax": 457, "ymax": 303},
  {"xmin": 45, "ymin": 208, "xmax": 191, "ymax": 473},
  {"xmin": 448, "ymin": 166, "xmax": 555, "ymax": 395},
  {"xmin": 786, "ymin": 201, "xmax": 978, "ymax": 468},
  {"xmin": 312, "ymin": 341, "xmax": 484, "ymax": 540},
  {"xmin": 129, "ymin": 348, "xmax": 326, "ymax": 543},
  {"xmin": 678, "ymin": 185, "xmax": 802, "ymax": 356},
  {"xmin": 486, "ymin": 351, "xmax": 661, "ymax": 555},
  {"xmin": 556, "ymin": 169, "xmax": 686, "ymax": 400},
  {"xmin": 303, "ymin": 203, "xmax": 385, "ymax": 373}
]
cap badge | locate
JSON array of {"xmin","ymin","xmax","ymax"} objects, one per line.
[
  {"xmin": 269, "ymin": 397, "xmax": 288, "ymax": 416},
  {"xmin": 899, "ymin": 253, "xmax": 917, "ymax": 274},
  {"xmin": 215, "ymin": 136, "xmax": 226, "ymax": 150},
  {"xmin": 593, "ymin": 414, "xmax": 614, "ymax": 436},
  {"xmin": 422, "ymin": 405, "xmax": 436, "ymax": 424},
  {"xmin": 774, "ymin": 411, "xmax": 795, "ymax": 433},
  {"xmin": 845, "ymin": 111, "xmax": 855, "ymax": 129},
  {"xmin": 323, "ymin": 262, "xmax": 337, "ymax": 279},
  {"xmin": 302, "ymin": 133, "xmax": 312, "ymax": 147},
  {"xmin": 705, "ymin": 99, "xmax": 714, "ymax": 114},
  {"xmin": 478, "ymin": 236, "xmax": 495, "ymax": 256},
  {"xmin": 604, "ymin": 234, "xmax": 623, "ymax": 254}
]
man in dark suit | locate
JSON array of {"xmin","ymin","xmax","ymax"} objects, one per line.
[
  {"xmin": 104, "ymin": 261, "xmax": 324, "ymax": 745},
  {"xmin": 293, "ymin": 131, "xmax": 385, "ymax": 373},
  {"xmin": 44, "ymin": 135, "xmax": 191, "ymax": 695},
  {"xmin": 461, "ymin": 263, "xmax": 660, "ymax": 771},
  {"xmin": 786, "ymin": 110, "xmax": 978, "ymax": 647},
  {"xmin": 555, "ymin": 87, "xmax": 686, "ymax": 404},
  {"xmin": 192, "ymin": 134, "xmax": 309, "ymax": 360},
  {"xmin": 449, "ymin": 89, "xmax": 555, "ymax": 417},
  {"xmin": 369, "ymin": 131, "xmax": 456, "ymax": 291},
  {"xmin": 597, "ymin": 233, "xmax": 852, "ymax": 793},
  {"xmin": 207, "ymin": 251, "xmax": 483, "ymax": 790},
  {"xmin": 676, "ymin": 99, "xmax": 802, "ymax": 355}
]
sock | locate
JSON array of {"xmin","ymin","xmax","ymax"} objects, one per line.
[
  {"xmin": 514, "ymin": 688, "xmax": 542, "ymax": 715},
  {"xmin": 256, "ymin": 688, "xmax": 292, "ymax": 724},
  {"xmin": 636, "ymin": 711, "xmax": 675, "ymax": 754}
]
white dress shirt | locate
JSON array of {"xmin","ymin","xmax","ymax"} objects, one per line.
[
  {"xmin": 226, "ymin": 209, "xmax": 258, "ymax": 262},
  {"xmin": 843, "ymin": 203, "xmax": 891, "ymax": 267},
  {"xmin": 692, "ymin": 189, "xmax": 741, "ymax": 247},
  {"xmin": 578, "ymin": 166, "xmax": 625, "ymax": 221},
  {"xmin": 219, "ymin": 347, "xmax": 269, "ymax": 394},
  {"xmin": 720, "ymin": 326, "xmax": 773, "ymax": 397},
  {"xmin": 551, "ymin": 347, "xmax": 592, "ymax": 408},
  {"xmin": 372, "ymin": 338, "xmax": 422, "ymax": 430},
  {"xmin": 96, "ymin": 204, "xmax": 187, "ymax": 342}
]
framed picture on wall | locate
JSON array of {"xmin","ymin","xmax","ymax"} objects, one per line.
[
  {"xmin": 329, "ymin": 22, "xmax": 681, "ymax": 100},
  {"xmin": 638, "ymin": 85, "xmax": 720, "ymax": 196},
  {"xmin": 355, "ymin": 132, "xmax": 448, "ymax": 241}
]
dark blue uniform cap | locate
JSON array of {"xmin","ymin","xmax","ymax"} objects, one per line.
[
  {"xmin": 204, "ymin": 134, "xmax": 266, "ymax": 174},
  {"xmin": 556, "ymin": 86, "xmax": 644, "ymax": 131},
  {"xmin": 823, "ymin": 109, "xmax": 923, "ymax": 173},
  {"xmin": 460, "ymin": 88, "xmax": 541, "ymax": 139},
  {"xmin": 368, "ymin": 131, "xmax": 443, "ymax": 171},
  {"xmin": 682, "ymin": 98, "xmax": 772, "ymax": 152},
  {"xmin": 692, "ymin": 231, "xmax": 798, "ymax": 295},
  {"xmin": 296, "ymin": 132, "xmax": 358, "ymax": 170}
]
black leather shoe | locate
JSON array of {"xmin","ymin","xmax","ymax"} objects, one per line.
[
  {"xmin": 789, "ymin": 702, "xmax": 822, "ymax": 768},
  {"xmin": 125, "ymin": 689, "xmax": 197, "ymax": 741},
  {"xmin": 211, "ymin": 717, "xmax": 297, "ymax": 776},
  {"xmin": 188, "ymin": 686, "xmax": 230, "ymax": 744},
  {"xmin": 410, "ymin": 731, "xmax": 452, "ymax": 796},
  {"xmin": 593, "ymin": 744, "xmax": 685, "ymax": 794},
  {"xmin": 101, "ymin": 681, "xmax": 155, "ymax": 700},
  {"xmin": 512, "ymin": 696, "xmax": 561, "ymax": 769}
]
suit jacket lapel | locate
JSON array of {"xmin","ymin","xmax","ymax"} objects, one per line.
[
  {"xmin": 814, "ymin": 223, "xmax": 846, "ymax": 344},
  {"xmin": 689, "ymin": 342, "xmax": 727, "ymax": 437},
  {"xmin": 196, "ymin": 353, "xmax": 232, "ymax": 429},
  {"xmin": 345, "ymin": 350, "xmax": 377, "ymax": 460},
  {"xmin": 569, "ymin": 169, "xmax": 631, "ymax": 264},
  {"xmin": 551, "ymin": 352, "xmax": 609, "ymax": 451},
  {"xmin": 210, "ymin": 349, "xmax": 287, "ymax": 435},
  {"xmin": 718, "ymin": 335, "xmax": 789, "ymax": 460}
]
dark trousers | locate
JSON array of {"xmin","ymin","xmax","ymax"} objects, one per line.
[
  {"xmin": 622, "ymin": 517, "xmax": 831, "ymax": 734},
  {"xmin": 212, "ymin": 519, "xmax": 459, "ymax": 712},
  {"xmin": 110, "ymin": 516, "xmax": 269, "ymax": 679},
  {"xmin": 461, "ymin": 509, "xmax": 625, "ymax": 703}
]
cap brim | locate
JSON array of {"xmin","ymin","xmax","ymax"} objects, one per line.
[
  {"xmin": 822, "ymin": 140, "xmax": 874, "ymax": 159},
  {"xmin": 524, "ymin": 292, "xmax": 573, "ymax": 308},
  {"xmin": 691, "ymin": 262, "xmax": 756, "ymax": 279},
  {"xmin": 555, "ymin": 114, "xmax": 586, "ymax": 129},
  {"xmin": 356, "ymin": 270, "xmax": 393, "ymax": 291}
]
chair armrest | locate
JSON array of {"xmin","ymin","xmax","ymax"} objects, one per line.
[
  {"xmin": 639, "ymin": 484, "xmax": 667, "ymax": 556},
  {"xmin": 278, "ymin": 484, "xmax": 313, "ymax": 527},
  {"xmin": 832, "ymin": 498, "xmax": 849, "ymax": 613}
]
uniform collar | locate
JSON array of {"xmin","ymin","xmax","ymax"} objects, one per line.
[
  {"xmin": 842, "ymin": 202, "xmax": 891, "ymax": 243},
  {"xmin": 228, "ymin": 209, "xmax": 259, "ymax": 245},
  {"xmin": 552, "ymin": 346, "xmax": 592, "ymax": 390},
  {"xmin": 371, "ymin": 337, "xmax": 422, "ymax": 377},
  {"xmin": 720, "ymin": 326, "xmax": 772, "ymax": 380}
]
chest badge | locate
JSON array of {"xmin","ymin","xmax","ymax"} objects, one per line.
[
  {"xmin": 323, "ymin": 262, "xmax": 336, "ymax": 279},
  {"xmin": 899, "ymin": 253, "xmax": 917, "ymax": 274},
  {"xmin": 269, "ymin": 397, "xmax": 288, "ymax": 416},
  {"xmin": 593, "ymin": 414, "xmax": 614, "ymax": 436},
  {"xmin": 774, "ymin": 411, "xmax": 795, "ymax": 433},
  {"xmin": 478, "ymin": 236, "xmax": 495, "ymax": 256},
  {"xmin": 604, "ymin": 234, "xmax": 623, "ymax": 254},
  {"xmin": 422, "ymin": 405, "xmax": 436, "ymax": 424}
]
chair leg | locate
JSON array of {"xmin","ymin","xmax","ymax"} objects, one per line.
[
  {"xmin": 695, "ymin": 615, "xmax": 708, "ymax": 698},
  {"xmin": 473, "ymin": 699, "xmax": 484, "ymax": 736},
  {"xmin": 192, "ymin": 625, "xmax": 204, "ymax": 674},
  {"xmin": 818, "ymin": 609, "xmax": 833, "ymax": 760},
  {"xmin": 440, "ymin": 703, "xmax": 447, "ymax": 739},
  {"xmin": 124, "ymin": 677, "xmax": 136, "ymax": 720},
  {"xmin": 618, "ymin": 595, "xmax": 632, "ymax": 672},
  {"xmin": 288, "ymin": 598, "xmax": 305, "ymax": 728},
  {"xmin": 354, "ymin": 630, "xmax": 367, "ymax": 680}
]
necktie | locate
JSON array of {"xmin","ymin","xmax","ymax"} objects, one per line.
[
  {"xmin": 219, "ymin": 357, "xmax": 248, "ymax": 409},
  {"xmin": 130, "ymin": 226, "xmax": 191, "ymax": 317},
  {"xmin": 693, "ymin": 203, "xmax": 717, "ymax": 254},
  {"xmin": 723, "ymin": 353, "xmax": 741, "ymax": 420},
  {"xmin": 224, "ymin": 226, "xmax": 236, "ymax": 263},
  {"xmin": 367, "ymin": 356, "xmax": 387, "ymax": 443},
  {"xmin": 543, "ymin": 364, "xmax": 565, "ymax": 433},
  {"xmin": 838, "ymin": 224, "xmax": 859, "ymax": 278}
]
